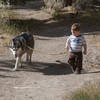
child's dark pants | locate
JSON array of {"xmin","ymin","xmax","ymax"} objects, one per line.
[{"xmin": 68, "ymin": 52, "xmax": 83, "ymax": 73}]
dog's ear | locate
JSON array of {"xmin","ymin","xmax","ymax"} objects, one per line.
[
  {"xmin": 15, "ymin": 41, "xmax": 20, "ymax": 48},
  {"xmin": 20, "ymin": 37, "xmax": 26, "ymax": 50},
  {"xmin": 12, "ymin": 38, "xmax": 19, "ymax": 48}
]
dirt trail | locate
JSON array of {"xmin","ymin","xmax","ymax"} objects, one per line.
[{"xmin": 0, "ymin": 9, "xmax": 100, "ymax": 100}]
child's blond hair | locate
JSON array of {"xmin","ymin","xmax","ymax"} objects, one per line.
[{"xmin": 71, "ymin": 23, "xmax": 80, "ymax": 31}]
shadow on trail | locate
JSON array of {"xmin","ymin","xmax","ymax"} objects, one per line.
[
  {"xmin": 1, "ymin": 60, "xmax": 100, "ymax": 75},
  {"xmin": 9, "ymin": 0, "xmax": 45, "ymax": 11},
  {"xmin": 88, "ymin": 71, "xmax": 100, "ymax": 74},
  {"xmin": 0, "ymin": 74, "xmax": 17, "ymax": 78},
  {"xmin": 8, "ymin": 17, "xmax": 100, "ymax": 37},
  {"xmin": 0, "ymin": 60, "xmax": 73, "ymax": 75}
]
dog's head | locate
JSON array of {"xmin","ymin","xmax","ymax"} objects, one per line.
[
  {"xmin": 9, "ymin": 36, "xmax": 26, "ymax": 58},
  {"xmin": 9, "ymin": 32, "xmax": 34, "ymax": 58}
]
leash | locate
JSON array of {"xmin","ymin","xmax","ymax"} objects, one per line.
[
  {"xmin": 8, "ymin": 39, "xmax": 68, "ymax": 55},
  {"xmin": 26, "ymin": 35, "xmax": 68, "ymax": 55},
  {"xmin": 25, "ymin": 45, "xmax": 68, "ymax": 55},
  {"xmin": 34, "ymin": 49, "xmax": 68, "ymax": 55},
  {"xmin": 9, "ymin": 34, "xmax": 100, "ymax": 56}
]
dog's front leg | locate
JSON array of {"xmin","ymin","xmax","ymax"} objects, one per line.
[
  {"xmin": 12, "ymin": 57, "xmax": 21, "ymax": 71},
  {"xmin": 29, "ymin": 54, "xmax": 32, "ymax": 63}
]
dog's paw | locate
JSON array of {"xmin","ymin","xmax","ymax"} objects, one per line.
[{"xmin": 11, "ymin": 68, "xmax": 17, "ymax": 71}]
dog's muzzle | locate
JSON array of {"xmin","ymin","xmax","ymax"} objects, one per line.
[{"xmin": 9, "ymin": 47, "xmax": 17, "ymax": 58}]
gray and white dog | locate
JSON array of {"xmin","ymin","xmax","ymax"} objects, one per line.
[{"xmin": 9, "ymin": 32, "xmax": 34, "ymax": 71}]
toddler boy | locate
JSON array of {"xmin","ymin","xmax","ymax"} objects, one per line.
[{"xmin": 66, "ymin": 23, "xmax": 87, "ymax": 74}]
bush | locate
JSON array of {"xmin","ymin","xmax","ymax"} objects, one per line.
[
  {"xmin": 0, "ymin": 9, "xmax": 19, "ymax": 34},
  {"xmin": 0, "ymin": 9, "xmax": 43, "ymax": 35},
  {"xmin": 72, "ymin": 0, "xmax": 93, "ymax": 12},
  {"xmin": 43, "ymin": 0, "xmax": 65, "ymax": 11},
  {"xmin": 67, "ymin": 82, "xmax": 100, "ymax": 100}
]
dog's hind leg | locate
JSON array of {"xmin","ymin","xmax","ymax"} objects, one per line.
[
  {"xmin": 29, "ymin": 53, "xmax": 32, "ymax": 63},
  {"xmin": 29, "ymin": 51, "xmax": 33, "ymax": 63},
  {"xmin": 26, "ymin": 52, "xmax": 32, "ymax": 63}
]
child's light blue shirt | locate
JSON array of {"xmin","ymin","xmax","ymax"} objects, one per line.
[{"xmin": 67, "ymin": 35, "xmax": 86, "ymax": 52}]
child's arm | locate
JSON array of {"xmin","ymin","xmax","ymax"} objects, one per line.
[
  {"xmin": 65, "ymin": 42, "xmax": 70, "ymax": 50},
  {"xmin": 65, "ymin": 37, "xmax": 70, "ymax": 52},
  {"xmin": 83, "ymin": 44, "xmax": 87, "ymax": 55}
]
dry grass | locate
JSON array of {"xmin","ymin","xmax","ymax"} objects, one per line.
[
  {"xmin": 65, "ymin": 81, "xmax": 100, "ymax": 100},
  {"xmin": 0, "ymin": 9, "xmax": 21, "ymax": 35},
  {"xmin": 0, "ymin": 9, "xmax": 43, "ymax": 35},
  {"xmin": 0, "ymin": 34, "xmax": 12, "ymax": 47}
]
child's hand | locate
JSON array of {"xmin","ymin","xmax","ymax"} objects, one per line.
[{"xmin": 83, "ymin": 44, "xmax": 87, "ymax": 55}]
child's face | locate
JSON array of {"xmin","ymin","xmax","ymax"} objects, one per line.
[{"xmin": 71, "ymin": 29, "xmax": 80, "ymax": 36}]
